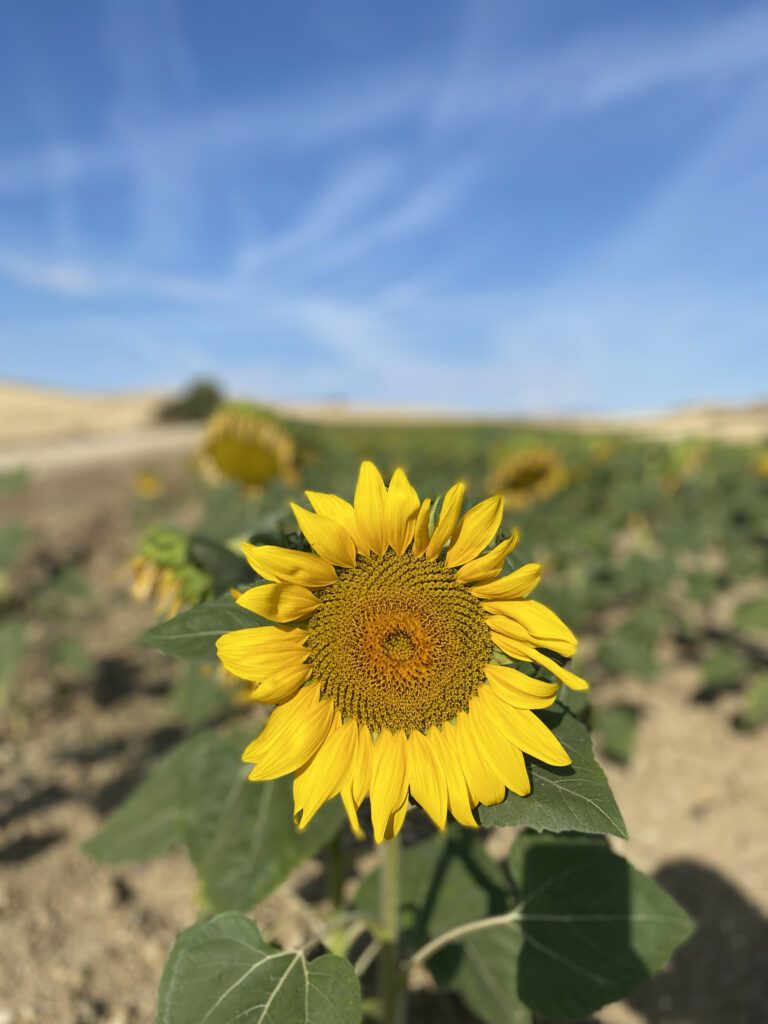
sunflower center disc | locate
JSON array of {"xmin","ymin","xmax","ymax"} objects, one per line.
[{"xmin": 307, "ymin": 551, "xmax": 492, "ymax": 733}]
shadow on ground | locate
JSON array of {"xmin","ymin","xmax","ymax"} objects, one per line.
[{"xmin": 627, "ymin": 859, "xmax": 768, "ymax": 1024}]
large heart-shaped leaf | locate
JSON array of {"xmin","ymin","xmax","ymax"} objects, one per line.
[
  {"xmin": 156, "ymin": 913, "xmax": 361, "ymax": 1024},
  {"xmin": 478, "ymin": 704, "xmax": 627, "ymax": 838},
  {"xmin": 83, "ymin": 737, "xmax": 198, "ymax": 862},
  {"xmin": 86, "ymin": 729, "xmax": 344, "ymax": 911},
  {"xmin": 426, "ymin": 833, "xmax": 693, "ymax": 1022},
  {"xmin": 181, "ymin": 732, "xmax": 344, "ymax": 912}
]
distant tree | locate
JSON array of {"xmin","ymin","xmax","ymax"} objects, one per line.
[{"xmin": 158, "ymin": 380, "xmax": 223, "ymax": 421}]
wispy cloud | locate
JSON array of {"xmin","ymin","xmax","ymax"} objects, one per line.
[{"xmin": 1, "ymin": 2, "xmax": 767, "ymax": 411}]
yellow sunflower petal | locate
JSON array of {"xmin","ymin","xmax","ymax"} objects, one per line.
[
  {"xmin": 470, "ymin": 691, "xmax": 531, "ymax": 795},
  {"xmin": 242, "ymin": 685, "xmax": 335, "ymax": 780},
  {"xmin": 406, "ymin": 730, "xmax": 448, "ymax": 829},
  {"xmin": 370, "ymin": 729, "xmax": 408, "ymax": 843},
  {"xmin": 340, "ymin": 725, "xmax": 372, "ymax": 840},
  {"xmin": 385, "ymin": 468, "xmax": 420, "ymax": 556},
  {"xmin": 251, "ymin": 663, "xmax": 312, "ymax": 704},
  {"xmin": 455, "ymin": 532, "xmax": 519, "ymax": 584},
  {"xmin": 384, "ymin": 792, "xmax": 410, "ymax": 840},
  {"xmin": 352, "ymin": 725, "xmax": 373, "ymax": 801},
  {"xmin": 293, "ymin": 716, "xmax": 358, "ymax": 828},
  {"xmin": 354, "ymin": 461, "xmax": 387, "ymax": 556},
  {"xmin": 445, "ymin": 495, "xmax": 504, "ymax": 568},
  {"xmin": 216, "ymin": 625, "xmax": 308, "ymax": 681},
  {"xmin": 242, "ymin": 543, "xmax": 337, "ymax": 587},
  {"xmin": 411, "ymin": 498, "xmax": 432, "ymax": 557},
  {"xmin": 483, "ymin": 688, "xmax": 570, "ymax": 767},
  {"xmin": 341, "ymin": 785, "xmax": 364, "ymax": 840},
  {"xmin": 491, "ymin": 632, "xmax": 588, "ymax": 690},
  {"xmin": 484, "ymin": 663, "xmax": 559, "ymax": 709},
  {"xmin": 486, "ymin": 612, "xmax": 576, "ymax": 658},
  {"xmin": 291, "ymin": 503, "xmax": 358, "ymax": 568},
  {"xmin": 470, "ymin": 563, "xmax": 541, "ymax": 600},
  {"xmin": 530, "ymin": 650, "xmax": 590, "ymax": 691},
  {"xmin": 237, "ymin": 583, "xmax": 320, "ymax": 623},
  {"xmin": 305, "ymin": 490, "xmax": 367, "ymax": 553},
  {"xmin": 425, "ymin": 482, "xmax": 465, "ymax": 560},
  {"xmin": 427, "ymin": 725, "xmax": 477, "ymax": 828},
  {"xmin": 484, "ymin": 600, "xmax": 577, "ymax": 655},
  {"xmin": 454, "ymin": 709, "xmax": 505, "ymax": 806}
]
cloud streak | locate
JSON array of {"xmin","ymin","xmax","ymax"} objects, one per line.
[{"xmin": 1, "ymin": 2, "xmax": 767, "ymax": 412}]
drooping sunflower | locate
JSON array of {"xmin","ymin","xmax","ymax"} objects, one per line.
[
  {"xmin": 131, "ymin": 524, "xmax": 212, "ymax": 619},
  {"xmin": 217, "ymin": 462, "xmax": 588, "ymax": 842},
  {"xmin": 487, "ymin": 447, "xmax": 569, "ymax": 511},
  {"xmin": 199, "ymin": 402, "xmax": 296, "ymax": 487}
]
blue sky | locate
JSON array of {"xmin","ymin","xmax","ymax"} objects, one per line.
[{"xmin": 1, "ymin": 0, "xmax": 766, "ymax": 413}]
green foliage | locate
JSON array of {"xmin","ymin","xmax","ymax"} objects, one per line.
[
  {"xmin": 0, "ymin": 468, "xmax": 28, "ymax": 494},
  {"xmin": 0, "ymin": 618, "xmax": 25, "ymax": 708},
  {"xmin": 51, "ymin": 636, "xmax": 95, "ymax": 678},
  {"xmin": 0, "ymin": 521, "xmax": 26, "ymax": 569},
  {"xmin": 188, "ymin": 535, "xmax": 252, "ymax": 593},
  {"xmin": 734, "ymin": 597, "xmax": 768, "ymax": 632},
  {"xmin": 700, "ymin": 644, "xmax": 751, "ymax": 694},
  {"xmin": 593, "ymin": 703, "xmax": 640, "ymax": 763},
  {"xmin": 355, "ymin": 830, "xmax": 509, "ymax": 954},
  {"xmin": 736, "ymin": 671, "xmax": 768, "ymax": 729},
  {"xmin": 478, "ymin": 705, "xmax": 627, "ymax": 837},
  {"xmin": 85, "ymin": 729, "xmax": 344, "ymax": 912},
  {"xmin": 142, "ymin": 595, "xmax": 262, "ymax": 660},
  {"xmin": 169, "ymin": 662, "xmax": 235, "ymax": 726},
  {"xmin": 405, "ymin": 832, "xmax": 692, "ymax": 1023},
  {"xmin": 90, "ymin": 422, "xmax": 757, "ymax": 1019},
  {"xmin": 157, "ymin": 379, "xmax": 223, "ymax": 421},
  {"xmin": 0, "ymin": 522, "xmax": 25, "ymax": 564},
  {"xmin": 156, "ymin": 913, "xmax": 362, "ymax": 1024}
]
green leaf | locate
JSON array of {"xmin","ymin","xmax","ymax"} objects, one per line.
[
  {"xmin": 83, "ymin": 737, "xmax": 197, "ymax": 862},
  {"xmin": 169, "ymin": 662, "xmax": 234, "ymax": 727},
  {"xmin": 428, "ymin": 833, "xmax": 693, "ymax": 1022},
  {"xmin": 593, "ymin": 703, "xmax": 640, "ymax": 764},
  {"xmin": 700, "ymin": 644, "xmax": 750, "ymax": 694},
  {"xmin": 478, "ymin": 705, "xmax": 627, "ymax": 838},
  {"xmin": 734, "ymin": 597, "xmax": 768, "ymax": 632},
  {"xmin": 596, "ymin": 626, "xmax": 657, "ymax": 678},
  {"xmin": 355, "ymin": 830, "xmax": 511, "ymax": 953},
  {"xmin": 86, "ymin": 729, "xmax": 345, "ymax": 911},
  {"xmin": 0, "ymin": 521, "xmax": 26, "ymax": 569},
  {"xmin": 188, "ymin": 535, "xmax": 252, "ymax": 592},
  {"xmin": 156, "ymin": 912, "xmax": 362, "ymax": 1024},
  {"xmin": 356, "ymin": 830, "xmax": 533, "ymax": 1024},
  {"xmin": 736, "ymin": 671, "xmax": 768, "ymax": 729},
  {"xmin": 182, "ymin": 732, "xmax": 345, "ymax": 912},
  {"xmin": 142, "ymin": 595, "xmax": 263, "ymax": 660},
  {"xmin": 510, "ymin": 833, "xmax": 694, "ymax": 1017}
]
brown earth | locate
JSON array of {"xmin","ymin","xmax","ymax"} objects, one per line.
[{"xmin": 1, "ymin": 456, "xmax": 767, "ymax": 1024}]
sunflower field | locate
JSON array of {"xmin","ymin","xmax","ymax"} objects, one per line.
[{"xmin": 2, "ymin": 410, "xmax": 767, "ymax": 1023}]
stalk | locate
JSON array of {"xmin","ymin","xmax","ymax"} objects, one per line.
[{"xmin": 378, "ymin": 834, "xmax": 406, "ymax": 1024}]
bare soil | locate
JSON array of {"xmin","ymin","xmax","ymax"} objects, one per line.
[{"xmin": 1, "ymin": 458, "xmax": 767, "ymax": 1024}]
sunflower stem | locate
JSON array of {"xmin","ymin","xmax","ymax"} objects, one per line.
[{"xmin": 378, "ymin": 834, "xmax": 406, "ymax": 1024}]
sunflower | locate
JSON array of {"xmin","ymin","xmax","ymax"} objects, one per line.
[
  {"xmin": 199, "ymin": 402, "xmax": 296, "ymax": 487},
  {"xmin": 130, "ymin": 524, "xmax": 211, "ymax": 619},
  {"xmin": 217, "ymin": 462, "xmax": 588, "ymax": 842},
  {"xmin": 487, "ymin": 447, "xmax": 569, "ymax": 511}
]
